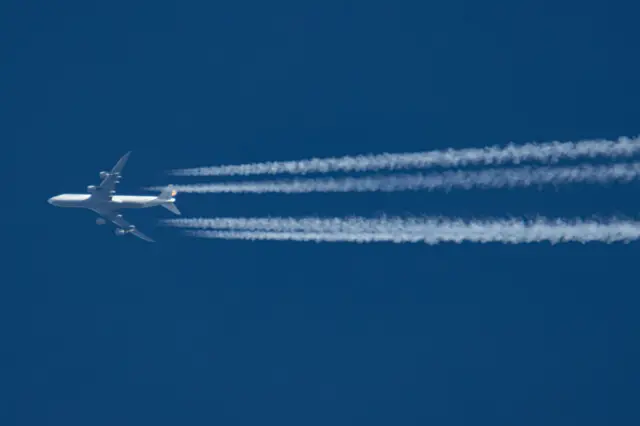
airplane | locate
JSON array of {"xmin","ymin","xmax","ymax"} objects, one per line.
[{"xmin": 47, "ymin": 151, "xmax": 180, "ymax": 242}]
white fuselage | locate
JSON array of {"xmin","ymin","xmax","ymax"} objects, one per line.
[{"xmin": 48, "ymin": 193, "xmax": 163, "ymax": 212}]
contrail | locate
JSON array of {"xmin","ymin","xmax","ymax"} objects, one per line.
[
  {"xmin": 180, "ymin": 217, "xmax": 640, "ymax": 244},
  {"xmin": 169, "ymin": 136, "xmax": 640, "ymax": 176},
  {"xmin": 150, "ymin": 162, "xmax": 640, "ymax": 194},
  {"xmin": 162, "ymin": 216, "xmax": 445, "ymax": 232}
]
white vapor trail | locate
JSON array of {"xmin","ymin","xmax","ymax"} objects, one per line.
[
  {"xmin": 180, "ymin": 217, "xmax": 640, "ymax": 244},
  {"xmin": 169, "ymin": 136, "xmax": 640, "ymax": 176},
  {"xmin": 164, "ymin": 216, "xmax": 503, "ymax": 233},
  {"xmin": 150, "ymin": 162, "xmax": 640, "ymax": 194}
]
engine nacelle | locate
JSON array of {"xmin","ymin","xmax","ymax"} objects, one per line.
[
  {"xmin": 87, "ymin": 185, "xmax": 96, "ymax": 193},
  {"xmin": 99, "ymin": 171, "xmax": 109, "ymax": 179},
  {"xmin": 115, "ymin": 226, "xmax": 134, "ymax": 236},
  {"xmin": 96, "ymin": 218, "xmax": 106, "ymax": 225}
]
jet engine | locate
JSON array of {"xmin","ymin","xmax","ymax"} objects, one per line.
[
  {"xmin": 99, "ymin": 171, "xmax": 109, "ymax": 179},
  {"xmin": 87, "ymin": 185, "xmax": 96, "ymax": 193},
  {"xmin": 115, "ymin": 226, "xmax": 135, "ymax": 236},
  {"xmin": 96, "ymin": 218, "xmax": 106, "ymax": 225}
]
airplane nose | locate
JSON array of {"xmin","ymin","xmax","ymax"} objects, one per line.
[{"xmin": 48, "ymin": 197, "xmax": 54, "ymax": 205}]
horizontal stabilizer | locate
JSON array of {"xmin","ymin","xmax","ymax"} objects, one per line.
[{"xmin": 162, "ymin": 202, "xmax": 181, "ymax": 215}]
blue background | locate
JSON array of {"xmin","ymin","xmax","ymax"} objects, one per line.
[{"xmin": 3, "ymin": 1, "xmax": 640, "ymax": 425}]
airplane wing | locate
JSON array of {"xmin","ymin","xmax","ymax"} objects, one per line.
[
  {"xmin": 90, "ymin": 151, "xmax": 131, "ymax": 201},
  {"xmin": 100, "ymin": 211, "xmax": 155, "ymax": 243}
]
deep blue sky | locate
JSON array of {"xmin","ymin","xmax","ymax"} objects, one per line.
[{"xmin": 3, "ymin": 1, "xmax": 640, "ymax": 425}]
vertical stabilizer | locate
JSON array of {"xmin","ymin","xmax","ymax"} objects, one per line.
[{"xmin": 158, "ymin": 185, "xmax": 177, "ymax": 200}]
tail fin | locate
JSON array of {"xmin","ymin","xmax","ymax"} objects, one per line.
[
  {"xmin": 158, "ymin": 186, "xmax": 181, "ymax": 215},
  {"xmin": 158, "ymin": 185, "xmax": 177, "ymax": 200}
]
